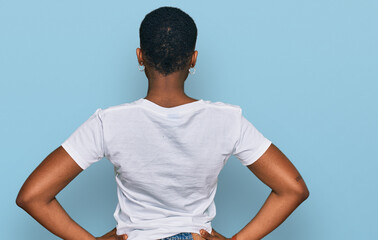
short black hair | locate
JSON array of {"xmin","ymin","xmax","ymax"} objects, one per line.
[{"xmin": 139, "ymin": 6, "xmax": 198, "ymax": 76}]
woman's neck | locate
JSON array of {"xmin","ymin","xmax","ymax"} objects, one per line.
[{"xmin": 143, "ymin": 68, "xmax": 195, "ymax": 106}]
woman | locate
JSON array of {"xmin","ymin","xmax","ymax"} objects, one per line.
[{"xmin": 16, "ymin": 6, "xmax": 309, "ymax": 240}]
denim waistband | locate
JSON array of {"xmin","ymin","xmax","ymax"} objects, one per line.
[{"xmin": 160, "ymin": 232, "xmax": 193, "ymax": 240}]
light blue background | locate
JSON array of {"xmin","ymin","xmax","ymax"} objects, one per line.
[{"xmin": 1, "ymin": 1, "xmax": 377, "ymax": 239}]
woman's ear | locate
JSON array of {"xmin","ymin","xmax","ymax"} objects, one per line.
[
  {"xmin": 190, "ymin": 50, "xmax": 198, "ymax": 67},
  {"xmin": 136, "ymin": 48, "xmax": 144, "ymax": 65}
]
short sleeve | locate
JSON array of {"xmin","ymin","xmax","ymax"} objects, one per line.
[
  {"xmin": 61, "ymin": 108, "xmax": 105, "ymax": 170},
  {"xmin": 232, "ymin": 110, "xmax": 272, "ymax": 166}
]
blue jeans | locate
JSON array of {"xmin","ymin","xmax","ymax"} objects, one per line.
[{"xmin": 160, "ymin": 232, "xmax": 193, "ymax": 240}]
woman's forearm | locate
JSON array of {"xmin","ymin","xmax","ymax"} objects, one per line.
[
  {"xmin": 17, "ymin": 197, "xmax": 95, "ymax": 240},
  {"xmin": 235, "ymin": 190, "xmax": 308, "ymax": 240}
]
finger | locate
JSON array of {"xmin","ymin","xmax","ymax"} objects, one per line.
[
  {"xmin": 213, "ymin": 229, "xmax": 225, "ymax": 238},
  {"xmin": 116, "ymin": 234, "xmax": 128, "ymax": 240},
  {"xmin": 211, "ymin": 229, "xmax": 221, "ymax": 238},
  {"xmin": 200, "ymin": 229, "xmax": 214, "ymax": 240}
]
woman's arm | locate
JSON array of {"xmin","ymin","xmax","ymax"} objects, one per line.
[
  {"xmin": 16, "ymin": 146, "xmax": 96, "ymax": 240},
  {"xmin": 16, "ymin": 146, "xmax": 128, "ymax": 240},
  {"xmin": 236, "ymin": 143, "xmax": 309, "ymax": 239},
  {"xmin": 200, "ymin": 143, "xmax": 309, "ymax": 240}
]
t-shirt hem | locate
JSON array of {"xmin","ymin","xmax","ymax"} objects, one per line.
[
  {"xmin": 240, "ymin": 140, "xmax": 272, "ymax": 166},
  {"xmin": 61, "ymin": 141, "xmax": 90, "ymax": 170},
  {"xmin": 116, "ymin": 225, "xmax": 212, "ymax": 240}
]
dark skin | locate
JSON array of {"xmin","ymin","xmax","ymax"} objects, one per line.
[
  {"xmin": 136, "ymin": 47, "xmax": 200, "ymax": 105},
  {"xmin": 16, "ymin": 48, "xmax": 309, "ymax": 240},
  {"xmin": 16, "ymin": 145, "xmax": 113, "ymax": 240},
  {"xmin": 199, "ymin": 144, "xmax": 309, "ymax": 240}
]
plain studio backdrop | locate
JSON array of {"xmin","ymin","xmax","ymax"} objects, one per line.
[{"xmin": 1, "ymin": 1, "xmax": 377, "ymax": 239}]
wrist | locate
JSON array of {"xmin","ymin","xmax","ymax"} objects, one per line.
[{"xmin": 231, "ymin": 233, "xmax": 238, "ymax": 240}]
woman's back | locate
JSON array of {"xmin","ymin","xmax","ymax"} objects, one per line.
[{"xmin": 61, "ymin": 97, "xmax": 271, "ymax": 239}]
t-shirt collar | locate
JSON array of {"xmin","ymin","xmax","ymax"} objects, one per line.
[{"xmin": 138, "ymin": 98, "xmax": 204, "ymax": 115}]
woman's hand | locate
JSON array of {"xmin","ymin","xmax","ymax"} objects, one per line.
[
  {"xmin": 95, "ymin": 227, "xmax": 128, "ymax": 240},
  {"xmin": 95, "ymin": 235, "xmax": 127, "ymax": 240},
  {"xmin": 96, "ymin": 228, "xmax": 127, "ymax": 240},
  {"xmin": 199, "ymin": 228, "xmax": 230, "ymax": 240},
  {"xmin": 95, "ymin": 236, "xmax": 127, "ymax": 240}
]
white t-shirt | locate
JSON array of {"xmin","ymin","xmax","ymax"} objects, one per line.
[{"xmin": 61, "ymin": 98, "xmax": 272, "ymax": 240}]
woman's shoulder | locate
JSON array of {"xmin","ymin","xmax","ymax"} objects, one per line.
[
  {"xmin": 202, "ymin": 99, "xmax": 242, "ymax": 112},
  {"xmin": 98, "ymin": 99, "xmax": 144, "ymax": 114}
]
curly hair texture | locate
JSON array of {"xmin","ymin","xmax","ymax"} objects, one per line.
[{"xmin": 139, "ymin": 6, "xmax": 198, "ymax": 76}]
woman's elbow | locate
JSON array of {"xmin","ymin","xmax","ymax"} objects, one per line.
[
  {"xmin": 291, "ymin": 183, "xmax": 310, "ymax": 203},
  {"xmin": 16, "ymin": 189, "xmax": 42, "ymax": 209},
  {"xmin": 16, "ymin": 191, "xmax": 32, "ymax": 209},
  {"xmin": 16, "ymin": 193, "xmax": 27, "ymax": 209},
  {"xmin": 298, "ymin": 186, "xmax": 310, "ymax": 202},
  {"xmin": 278, "ymin": 182, "xmax": 310, "ymax": 203},
  {"xmin": 289, "ymin": 174, "xmax": 310, "ymax": 202}
]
